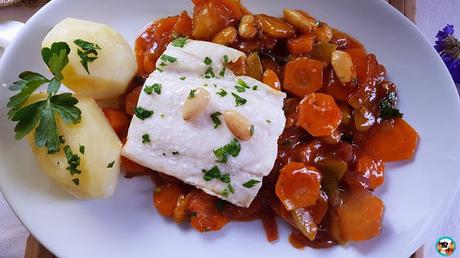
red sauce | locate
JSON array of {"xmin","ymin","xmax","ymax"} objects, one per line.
[{"xmin": 108, "ymin": 0, "xmax": 419, "ymax": 250}]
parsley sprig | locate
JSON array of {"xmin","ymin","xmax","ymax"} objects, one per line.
[
  {"xmin": 7, "ymin": 42, "xmax": 81, "ymax": 154},
  {"xmin": 73, "ymin": 39, "xmax": 101, "ymax": 74}
]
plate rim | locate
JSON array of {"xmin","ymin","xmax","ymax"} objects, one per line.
[{"xmin": 0, "ymin": 0, "xmax": 459, "ymax": 257}]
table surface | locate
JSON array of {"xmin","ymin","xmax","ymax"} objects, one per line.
[{"xmin": 1, "ymin": 1, "xmax": 459, "ymax": 258}]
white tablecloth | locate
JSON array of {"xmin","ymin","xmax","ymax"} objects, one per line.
[{"xmin": 1, "ymin": 1, "xmax": 459, "ymax": 257}]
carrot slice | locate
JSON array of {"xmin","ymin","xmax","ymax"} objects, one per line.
[
  {"xmin": 284, "ymin": 57, "xmax": 323, "ymax": 97},
  {"xmin": 276, "ymin": 162, "xmax": 321, "ymax": 211},
  {"xmin": 337, "ymin": 190, "xmax": 384, "ymax": 241},
  {"xmin": 135, "ymin": 16, "xmax": 179, "ymax": 75},
  {"xmin": 187, "ymin": 191, "xmax": 229, "ymax": 232},
  {"xmin": 297, "ymin": 93, "xmax": 342, "ymax": 137},
  {"xmin": 287, "ymin": 35, "xmax": 315, "ymax": 54},
  {"xmin": 355, "ymin": 154, "xmax": 385, "ymax": 190},
  {"xmin": 262, "ymin": 69, "xmax": 281, "ymax": 90},
  {"xmin": 361, "ymin": 118, "xmax": 418, "ymax": 162},
  {"xmin": 102, "ymin": 108, "xmax": 130, "ymax": 137},
  {"xmin": 153, "ymin": 184, "xmax": 183, "ymax": 217},
  {"xmin": 173, "ymin": 11, "xmax": 193, "ymax": 37}
]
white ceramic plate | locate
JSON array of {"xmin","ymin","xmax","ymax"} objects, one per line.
[{"xmin": 1, "ymin": 0, "xmax": 459, "ymax": 257}]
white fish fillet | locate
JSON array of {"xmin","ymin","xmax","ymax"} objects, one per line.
[{"xmin": 122, "ymin": 40, "xmax": 286, "ymax": 207}]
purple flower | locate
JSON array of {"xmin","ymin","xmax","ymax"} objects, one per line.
[{"xmin": 435, "ymin": 25, "xmax": 460, "ymax": 83}]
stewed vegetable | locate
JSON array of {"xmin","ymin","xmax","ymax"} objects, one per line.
[{"xmin": 113, "ymin": 0, "xmax": 419, "ymax": 249}]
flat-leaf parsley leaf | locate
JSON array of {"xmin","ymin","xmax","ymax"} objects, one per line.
[{"xmin": 8, "ymin": 42, "xmax": 81, "ymax": 154}]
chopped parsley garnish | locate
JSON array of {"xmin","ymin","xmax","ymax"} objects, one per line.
[
  {"xmin": 72, "ymin": 178, "xmax": 80, "ymax": 186},
  {"xmin": 228, "ymin": 184, "xmax": 235, "ymax": 194},
  {"xmin": 202, "ymin": 166, "xmax": 231, "ymax": 185},
  {"xmin": 221, "ymin": 184, "xmax": 235, "ymax": 197},
  {"xmin": 107, "ymin": 161, "xmax": 115, "ymax": 168},
  {"xmin": 160, "ymin": 114, "xmax": 165, "ymax": 118},
  {"xmin": 234, "ymin": 79, "xmax": 250, "ymax": 92},
  {"xmin": 210, "ymin": 112, "xmax": 222, "ymax": 129},
  {"xmin": 160, "ymin": 54, "xmax": 177, "ymax": 63},
  {"xmin": 171, "ymin": 36, "xmax": 188, "ymax": 48},
  {"xmin": 213, "ymin": 138, "xmax": 241, "ymax": 163},
  {"xmin": 202, "ymin": 165, "xmax": 222, "ymax": 181},
  {"xmin": 231, "ymin": 93, "xmax": 247, "ymax": 106},
  {"xmin": 7, "ymin": 42, "xmax": 81, "ymax": 154},
  {"xmin": 73, "ymin": 39, "xmax": 101, "ymax": 74},
  {"xmin": 237, "ymin": 79, "xmax": 250, "ymax": 89},
  {"xmin": 172, "ymin": 151, "xmax": 179, "ymax": 155},
  {"xmin": 235, "ymin": 85, "xmax": 246, "ymax": 93},
  {"xmin": 250, "ymin": 125, "xmax": 255, "ymax": 136},
  {"xmin": 79, "ymin": 145, "xmax": 85, "ymax": 154},
  {"xmin": 134, "ymin": 107, "xmax": 154, "ymax": 120},
  {"xmin": 180, "ymin": 76, "xmax": 186, "ymax": 80},
  {"xmin": 219, "ymin": 67, "xmax": 226, "ymax": 77},
  {"xmin": 220, "ymin": 174, "xmax": 231, "ymax": 184},
  {"xmin": 243, "ymin": 179, "xmax": 261, "ymax": 188},
  {"xmin": 188, "ymin": 89, "xmax": 197, "ymax": 99},
  {"xmin": 144, "ymin": 83, "xmax": 162, "ymax": 95},
  {"xmin": 217, "ymin": 88, "xmax": 227, "ymax": 97},
  {"xmin": 266, "ymin": 120, "xmax": 272, "ymax": 124},
  {"xmin": 156, "ymin": 67, "xmax": 164, "ymax": 73},
  {"xmin": 204, "ymin": 67, "xmax": 215, "ymax": 79},
  {"xmin": 379, "ymin": 92, "xmax": 403, "ymax": 120},
  {"xmin": 142, "ymin": 134, "xmax": 150, "ymax": 144},
  {"xmin": 223, "ymin": 55, "xmax": 229, "ymax": 63},
  {"xmin": 63, "ymin": 145, "xmax": 81, "ymax": 176},
  {"xmin": 204, "ymin": 57, "xmax": 213, "ymax": 65},
  {"xmin": 252, "ymin": 86, "xmax": 258, "ymax": 90},
  {"xmin": 221, "ymin": 189, "xmax": 229, "ymax": 197}
]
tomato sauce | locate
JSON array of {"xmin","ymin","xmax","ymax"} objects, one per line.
[{"xmin": 106, "ymin": 0, "xmax": 419, "ymax": 250}]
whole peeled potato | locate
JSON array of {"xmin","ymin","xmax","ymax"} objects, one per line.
[
  {"xmin": 27, "ymin": 94, "xmax": 122, "ymax": 199},
  {"xmin": 42, "ymin": 18, "xmax": 137, "ymax": 100}
]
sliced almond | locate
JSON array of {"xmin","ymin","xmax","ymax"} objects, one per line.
[
  {"xmin": 183, "ymin": 87, "xmax": 210, "ymax": 121},
  {"xmin": 223, "ymin": 110, "xmax": 254, "ymax": 141},
  {"xmin": 331, "ymin": 50, "xmax": 357, "ymax": 85},
  {"xmin": 212, "ymin": 26, "xmax": 238, "ymax": 46},
  {"xmin": 283, "ymin": 9, "xmax": 313, "ymax": 34},
  {"xmin": 238, "ymin": 15, "xmax": 258, "ymax": 39}
]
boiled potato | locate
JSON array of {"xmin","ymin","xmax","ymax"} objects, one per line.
[
  {"xmin": 42, "ymin": 18, "xmax": 137, "ymax": 100},
  {"xmin": 27, "ymin": 94, "xmax": 122, "ymax": 198}
]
